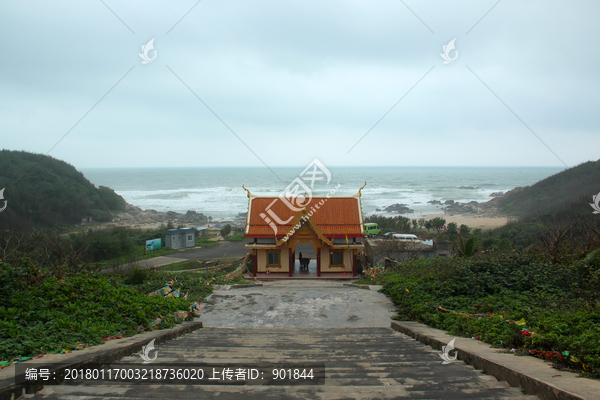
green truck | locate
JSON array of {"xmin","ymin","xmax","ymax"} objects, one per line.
[{"xmin": 363, "ymin": 223, "xmax": 381, "ymax": 237}]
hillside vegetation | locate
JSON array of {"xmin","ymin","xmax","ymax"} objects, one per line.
[
  {"xmin": 0, "ymin": 150, "xmax": 126, "ymax": 230},
  {"xmin": 491, "ymin": 159, "xmax": 600, "ymax": 217},
  {"xmin": 0, "ymin": 227, "xmax": 251, "ymax": 364},
  {"xmin": 380, "ymin": 253, "xmax": 600, "ymax": 376}
]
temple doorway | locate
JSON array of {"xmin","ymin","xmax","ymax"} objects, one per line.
[{"xmin": 293, "ymin": 242, "xmax": 318, "ymax": 275}]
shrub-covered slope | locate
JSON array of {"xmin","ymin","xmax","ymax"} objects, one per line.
[
  {"xmin": 382, "ymin": 255, "xmax": 600, "ymax": 375},
  {"xmin": 0, "ymin": 150, "xmax": 126, "ymax": 229},
  {"xmin": 490, "ymin": 159, "xmax": 600, "ymax": 216}
]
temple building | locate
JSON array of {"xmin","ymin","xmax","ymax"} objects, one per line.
[{"xmin": 243, "ymin": 186, "xmax": 366, "ymax": 278}]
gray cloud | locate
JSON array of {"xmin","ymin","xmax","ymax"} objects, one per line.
[{"xmin": 1, "ymin": 0, "xmax": 598, "ymax": 169}]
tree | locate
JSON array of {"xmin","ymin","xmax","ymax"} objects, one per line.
[
  {"xmin": 447, "ymin": 222, "xmax": 458, "ymax": 237},
  {"xmin": 425, "ymin": 220, "xmax": 433, "ymax": 232},
  {"xmin": 459, "ymin": 224, "xmax": 471, "ymax": 236},
  {"xmin": 412, "ymin": 219, "xmax": 418, "ymax": 230},
  {"xmin": 418, "ymin": 218, "xmax": 426, "ymax": 230},
  {"xmin": 220, "ymin": 224, "xmax": 232, "ymax": 238},
  {"xmin": 393, "ymin": 216, "xmax": 411, "ymax": 232},
  {"xmin": 431, "ymin": 217, "xmax": 446, "ymax": 233}
]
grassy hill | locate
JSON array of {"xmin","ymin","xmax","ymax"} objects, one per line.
[
  {"xmin": 0, "ymin": 150, "xmax": 127, "ymax": 230},
  {"xmin": 490, "ymin": 159, "xmax": 600, "ymax": 217}
]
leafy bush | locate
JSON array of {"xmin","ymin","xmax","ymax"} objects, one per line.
[
  {"xmin": 220, "ymin": 224, "xmax": 232, "ymax": 238},
  {"xmin": 65, "ymin": 227, "xmax": 172, "ymax": 264},
  {"xmin": 227, "ymin": 231, "xmax": 245, "ymax": 242},
  {"xmin": 0, "ymin": 261, "xmax": 190, "ymax": 362},
  {"xmin": 123, "ymin": 267, "xmax": 149, "ymax": 285},
  {"xmin": 381, "ymin": 254, "xmax": 600, "ymax": 375},
  {"xmin": 0, "ymin": 254, "xmax": 251, "ymax": 363},
  {"xmin": 119, "ymin": 269, "xmax": 213, "ymax": 302}
]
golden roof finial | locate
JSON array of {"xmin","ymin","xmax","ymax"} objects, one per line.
[
  {"xmin": 358, "ymin": 181, "xmax": 367, "ymax": 197},
  {"xmin": 242, "ymin": 185, "xmax": 252, "ymax": 198}
]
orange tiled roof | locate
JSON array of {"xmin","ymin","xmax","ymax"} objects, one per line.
[{"xmin": 245, "ymin": 196, "xmax": 364, "ymax": 238}]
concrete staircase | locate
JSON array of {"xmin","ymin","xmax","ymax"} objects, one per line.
[{"xmin": 23, "ymin": 327, "xmax": 539, "ymax": 399}]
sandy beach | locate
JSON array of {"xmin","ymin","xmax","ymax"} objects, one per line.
[{"xmin": 422, "ymin": 213, "xmax": 511, "ymax": 230}]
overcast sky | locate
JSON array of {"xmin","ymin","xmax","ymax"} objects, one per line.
[{"xmin": 1, "ymin": 0, "xmax": 598, "ymax": 169}]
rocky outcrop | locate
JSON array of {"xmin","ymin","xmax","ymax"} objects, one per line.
[
  {"xmin": 384, "ymin": 203, "xmax": 414, "ymax": 214},
  {"xmin": 444, "ymin": 201, "xmax": 480, "ymax": 215},
  {"xmin": 111, "ymin": 204, "xmax": 210, "ymax": 227}
]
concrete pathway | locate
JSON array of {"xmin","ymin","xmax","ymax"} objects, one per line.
[{"xmin": 200, "ymin": 280, "xmax": 395, "ymax": 328}]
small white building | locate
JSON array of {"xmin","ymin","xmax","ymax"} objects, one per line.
[{"xmin": 165, "ymin": 228, "xmax": 195, "ymax": 249}]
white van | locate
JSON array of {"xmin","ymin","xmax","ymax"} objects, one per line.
[{"xmin": 392, "ymin": 233, "xmax": 419, "ymax": 241}]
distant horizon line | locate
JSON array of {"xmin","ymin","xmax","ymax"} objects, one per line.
[{"xmin": 80, "ymin": 165, "xmax": 566, "ymax": 170}]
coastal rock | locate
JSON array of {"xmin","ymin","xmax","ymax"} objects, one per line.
[
  {"xmin": 181, "ymin": 210, "xmax": 209, "ymax": 224},
  {"xmin": 384, "ymin": 203, "xmax": 414, "ymax": 214},
  {"xmin": 489, "ymin": 192, "xmax": 504, "ymax": 197},
  {"xmin": 444, "ymin": 200, "xmax": 455, "ymax": 205},
  {"xmin": 166, "ymin": 211, "xmax": 180, "ymax": 220},
  {"xmin": 444, "ymin": 201, "xmax": 481, "ymax": 214},
  {"xmin": 118, "ymin": 213, "xmax": 135, "ymax": 221},
  {"xmin": 375, "ymin": 208, "xmax": 381, "ymax": 211},
  {"xmin": 427, "ymin": 200, "xmax": 442, "ymax": 205}
]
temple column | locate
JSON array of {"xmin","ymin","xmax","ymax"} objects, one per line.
[
  {"xmin": 289, "ymin": 247, "xmax": 293, "ymax": 277},
  {"xmin": 317, "ymin": 247, "xmax": 321, "ymax": 277}
]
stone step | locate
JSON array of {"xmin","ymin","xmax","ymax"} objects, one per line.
[
  {"xmin": 24, "ymin": 386, "xmax": 539, "ymax": 400},
  {"xmin": 22, "ymin": 385, "xmax": 538, "ymax": 398},
  {"xmin": 45, "ymin": 371, "xmax": 510, "ymax": 388},
  {"xmin": 23, "ymin": 327, "xmax": 539, "ymax": 399}
]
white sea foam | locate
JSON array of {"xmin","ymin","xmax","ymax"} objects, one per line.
[{"xmin": 81, "ymin": 167, "xmax": 562, "ymax": 221}]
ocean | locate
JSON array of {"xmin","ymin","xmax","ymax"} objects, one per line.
[{"xmin": 81, "ymin": 166, "xmax": 563, "ymax": 221}]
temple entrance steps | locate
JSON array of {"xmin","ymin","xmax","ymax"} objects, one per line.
[{"xmin": 23, "ymin": 327, "xmax": 539, "ymax": 399}]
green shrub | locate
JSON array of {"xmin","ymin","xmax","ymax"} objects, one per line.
[
  {"xmin": 0, "ymin": 262, "xmax": 191, "ymax": 362},
  {"xmin": 381, "ymin": 254, "xmax": 600, "ymax": 375},
  {"xmin": 123, "ymin": 267, "xmax": 149, "ymax": 285}
]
